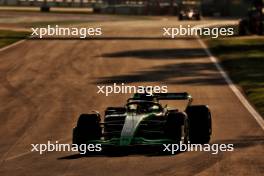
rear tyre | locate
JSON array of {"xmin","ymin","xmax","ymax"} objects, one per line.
[
  {"xmin": 196, "ymin": 14, "xmax": 201, "ymax": 20},
  {"xmin": 186, "ymin": 105, "xmax": 212, "ymax": 144},
  {"xmin": 178, "ymin": 14, "xmax": 183, "ymax": 21},
  {"xmin": 238, "ymin": 20, "xmax": 248, "ymax": 36},
  {"xmin": 72, "ymin": 113, "xmax": 102, "ymax": 146},
  {"xmin": 165, "ymin": 112, "xmax": 187, "ymax": 143}
]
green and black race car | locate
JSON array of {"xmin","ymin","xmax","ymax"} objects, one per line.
[{"xmin": 72, "ymin": 92, "xmax": 212, "ymax": 152}]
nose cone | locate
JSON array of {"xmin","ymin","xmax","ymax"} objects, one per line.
[{"xmin": 119, "ymin": 113, "xmax": 148, "ymax": 146}]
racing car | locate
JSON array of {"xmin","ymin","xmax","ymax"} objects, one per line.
[
  {"xmin": 178, "ymin": 1, "xmax": 201, "ymax": 20},
  {"xmin": 72, "ymin": 92, "xmax": 212, "ymax": 152},
  {"xmin": 179, "ymin": 9, "xmax": 201, "ymax": 20}
]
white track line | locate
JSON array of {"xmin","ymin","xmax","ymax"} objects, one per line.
[
  {"xmin": 0, "ymin": 39, "xmax": 28, "ymax": 163},
  {"xmin": 4, "ymin": 151, "xmax": 32, "ymax": 161},
  {"xmin": 0, "ymin": 39, "xmax": 26, "ymax": 52},
  {"xmin": 3, "ymin": 138, "xmax": 71, "ymax": 162},
  {"xmin": 195, "ymin": 23, "xmax": 264, "ymax": 130}
]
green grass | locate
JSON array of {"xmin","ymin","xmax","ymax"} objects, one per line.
[
  {"xmin": 0, "ymin": 30, "xmax": 30, "ymax": 48},
  {"xmin": 19, "ymin": 20, "xmax": 93, "ymax": 28},
  {"xmin": 0, "ymin": 7, "xmax": 93, "ymax": 15},
  {"xmin": 206, "ymin": 37, "xmax": 264, "ymax": 117}
]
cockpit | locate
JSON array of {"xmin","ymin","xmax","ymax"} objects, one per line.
[{"xmin": 126, "ymin": 101, "xmax": 162, "ymax": 114}]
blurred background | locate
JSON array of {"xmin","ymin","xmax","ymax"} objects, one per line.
[{"xmin": 0, "ymin": 0, "xmax": 263, "ymax": 17}]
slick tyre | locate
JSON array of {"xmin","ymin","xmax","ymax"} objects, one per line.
[
  {"xmin": 73, "ymin": 113, "xmax": 102, "ymax": 145},
  {"xmin": 186, "ymin": 105, "xmax": 212, "ymax": 144},
  {"xmin": 165, "ymin": 112, "xmax": 187, "ymax": 143},
  {"xmin": 196, "ymin": 14, "xmax": 201, "ymax": 20},
  {"xmin": 238, "ymin": 20, "xmax": 248, "ymax": 36},
  {"xmin": 179, "ymin": 14, "xmax": 183, "ymax": 21}
]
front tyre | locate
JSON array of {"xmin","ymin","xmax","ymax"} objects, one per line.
[
  {"xmin": 238, "ymin": 19, "xmax": 248, "ymax": 36},
  {"xmin": 186, "ymin": 105, "xmax": 212, "ymax": 144},
  {"xmin": 72, "ymin": 113, "xmax": 102, "ymax": 146},
  {"xmin": 178, "ymin": 14, "xmax": 183, "ymax": 21},
  {"xmin": 196, "ymin": 14, "xmax": 201, "ymax": 20},
  {"xmin": 165, "ymin": 112, "xmax": 188, "ymax": 143}
]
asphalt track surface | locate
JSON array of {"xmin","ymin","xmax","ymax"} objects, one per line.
[{"xmin": 0, "ymin": 13, "xmax": 263, "ymax": 176}]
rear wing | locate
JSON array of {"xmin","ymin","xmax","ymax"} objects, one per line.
[
  {"xmin": 154, "ymin": 92, "xmax": 192, "ymax": 101},
  {"xmin": 129, "ymin": 92, "xmax": 193, "ymax": 102}
]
